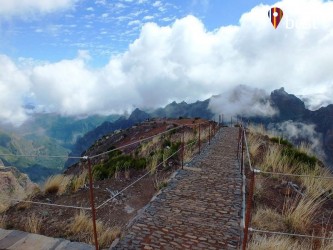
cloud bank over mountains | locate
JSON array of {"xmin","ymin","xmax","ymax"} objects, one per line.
[
  {"xmin": 1, "ymin": 0, "xmax": 333, "ymax": 124},
  {"xmin": 208, "ymin": 85, "xmax": 278, "ymax": 118}
]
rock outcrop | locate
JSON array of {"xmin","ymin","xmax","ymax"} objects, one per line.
[{"xmin": 0, "ymin": 166, "xmax": 38, "ymax": 212}]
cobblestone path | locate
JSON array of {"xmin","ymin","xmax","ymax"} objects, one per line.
[{"xmin": 113, "ymin": 127, "xmax": 242, "ymax": 250}]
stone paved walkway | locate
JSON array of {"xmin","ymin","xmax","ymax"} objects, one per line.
[{"xmin": 113, "ymin": 127, "xmax": 242, "ymax": 249}]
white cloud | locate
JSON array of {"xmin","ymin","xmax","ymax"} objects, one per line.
[
  {"xmin": 128, "ymin": 20, "xmax": 141, "ymax": 26},
  {"xmin": 299, "ymin": 93, "xmax": 333, "ymax": 111},
  {"xmin": 0, "ymin": 0, "xmax": 333, "ymax": 125},
  {"xmin": 161, "ymin": 16, "xmax": 175, "ymax": 22},
  {"xmin": 115, "ymin": 3, "xmax": 126, "ymax": 9},
  {"xmin": 0, "ymin": 0, "xmax": 78, "ymax": 18},
  {"xmin": 209, "ymin": 85, "xmax": 278, "ymax": 118},
  {"xmin": 143, "ymin": 15, "xmax": 154, "ymax": 20},
  {"xmin": 95, "ymin": 0, "xmax": 106, "ymax": 5},
  {"xmin": 152, "ymin": 1, "xmax": 162, "ymax": 7},
  {"xmin": 268, "ymin": 121, "xmax": 325, "ymax": 159},
  {"xmin": 158, "ymin": 6, "xmax": 167, "ymax": 12},
  {"xmin": 0, "ymin": 55, "xmax": 29, "ymax": 125},
  {"xmin": 101, "ymin": 13, "xmax": 109, "ymax": 18}
]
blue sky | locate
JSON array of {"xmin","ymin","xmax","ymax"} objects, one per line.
[{"xmin": 1, "ymin": 0, "xmax": 277, "ymax": 67}]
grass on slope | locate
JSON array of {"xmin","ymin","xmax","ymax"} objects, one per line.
[{"xmin": 247, "ymin": 124, "xmax": 333, "ymax": 248}]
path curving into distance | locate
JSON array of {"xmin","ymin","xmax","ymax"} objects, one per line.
[{"xmin": 113, "ymin": 127, "xmax": 243, "ymax": 249}]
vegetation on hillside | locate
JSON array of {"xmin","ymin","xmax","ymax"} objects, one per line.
[
  {"xmin": 247, "ymin": 124, "xmax": 333, "ymax": 249},
  {"xmin": 0, "ymin": 119, "xmax": 215, "ymax": 248}
]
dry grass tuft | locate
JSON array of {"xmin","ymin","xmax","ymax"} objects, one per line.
[
  {"xmin": 248, "ymin": 124, "xmax": 267, "ymax": 136},
  {"xmin": 249, "ymin": 235, "xmax": 308, "ymax": 250},
  {"xmin": 183, "ymin": 131, "xmax": 195, "ymax": 144},
  {"xmin": 69, "ymin": 210, "xmax": 90, "ymax": 235},
  {"xmin": 152, "ymin": 135, "xmax": 161, "ymax": 145},
  {"xmin": 248, "ymin": 133, "xmax": 263, "ymax": 159},
  {"xmin": 147, "ymin": 154, "xmax": 159, "ymax": 174},
  {"xmin": 0, "ymin": 214, "xmax": 7, "ymax": 229},
  {"xmin": 254, "ymin": 178, "xmax": 265, "ymax": 200},
  {"xmin": 99, "ymin": 227, "xmax": 121, "ymax": 247},
  {"xmin": 260, "ymin": 144, "xmax": 282, "ymax": 171},
  {"xmin": 71, "ymin": 170, "xmax": 88, "ymax": 192},
  {"xmin": 69, "ymin": 210, "xmax": 121, "ymax": 248},
  {"xmin": 252, "ymin": 207, "xmax": 287, "ymax": 231},
  {"xmin": 43, "ymin": 174, "xmax": 72, "ymax": 195},
  {"xmin": 154, "ymin": 175, "xmax": 168, "ymax": 191},
  {"xmin": 124, "ymin": 168, "xmax": 131, "ymax": 180},
  {"xmin": 17, "ymin": 201, "xmax": 31, "ymax": 211},
  {"xmin": 183, "ymin": 142, "xmax": 197, "ymax": 163},
  {"xmin": 299, "ymin": 167, "xmax": 333, "ymax": 199},
  {"xmin": 25, "ymin": 213, "xmax": 42, "ymax": 233},
  {"xmin": 297, "ymin": 142, "xmax": 312, "ymax": 155},
  {"xmin": 200, "ymin": 127, "xmax": 210, "ymax": 142},
  {"xmin": 0, "ymin": 201, "xmax": 10, "ymax": 214},
  {"xmin": 284, "ymin": 195, "xmax": 323, "ymax": 233},
  {"xmin": 301, "ymin": 174, "xmax": 333, "ymax": 199},
  {"xmin": 248, "ymin": 124, "xmax": 280, "ymax": 138},
  {"xmin": 260, "ymin": 144, "xmax": 293, "ymax": 173},
  {"xmin": 319, "ymin": 231, "xmax": 333, "ymax": 250},
  {"xmin": 140, "ymin": 135, "xmax": 163, "ymax": 157}
]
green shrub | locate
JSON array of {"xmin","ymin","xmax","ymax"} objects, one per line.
[
  {"xmin": 170, "ymin": 142, "xmax": 181, "ymax": 155},
  {"xmin": 92, "ymin": 151, "xmax": 146, "ymax": 180},
  {"xmin": 282, "ymin": 147, "xmax": 318, "ymax": 169},
  {"xmin": 162, "ymin": 139, "xmax": 171, "ymax": 148},
  {"xmin": 270, "ymin": 137, "xmax": 318, "ymax": 170}
]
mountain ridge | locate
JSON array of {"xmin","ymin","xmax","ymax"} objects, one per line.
[{"xmin": 1, "ymin": 87, "xmax": 332, "ymax": 182}]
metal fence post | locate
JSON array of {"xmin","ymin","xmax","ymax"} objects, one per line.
[
  {"xmin": 241, "ymin": 130, "xmax": 244, "ymax": 174},
  {"xmin": 182, "ymin": 125, "xmax": 184, "ymax": 169},
  {"xmin": 198, "ymin": 123, "xmax": 201, "ymax": 154},
  {"xmin": 209, "ymin": 122, "xmax": 211, "ymax": 145},
  {"xmin": 87, "ymin": 158, "xmax": 99, "ymax": 250},
  {"xmin": 237, "ymin": 127, "xmax": 241, "ymax": 160},
  {"xmin": 242, "ymin": 169, "xmax": 255, "ymax": 250}
]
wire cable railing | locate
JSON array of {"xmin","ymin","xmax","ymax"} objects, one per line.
[
  {"xmin": 0, "ymin": 118, "xmax": 219, "ymax": 250},
  {"xmin": 239, "ymin": 123, "xmax": 333, "ymax": 249}
]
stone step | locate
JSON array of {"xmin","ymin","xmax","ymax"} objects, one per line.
[{"xmin": 0, "ymin": 228, "xmax": 94, "ymax": 250}]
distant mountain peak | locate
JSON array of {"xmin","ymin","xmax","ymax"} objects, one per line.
[
  {"xmin": 129, "ymin": 108, "xmax": 150, "ymax": 122},
  {"xmin": 273, "ymin": 87, "xmax": 288, "ymax": 95},
  {"xmin": 270, "ymin": 88, "xmax": 306, "ymax": 120}
]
